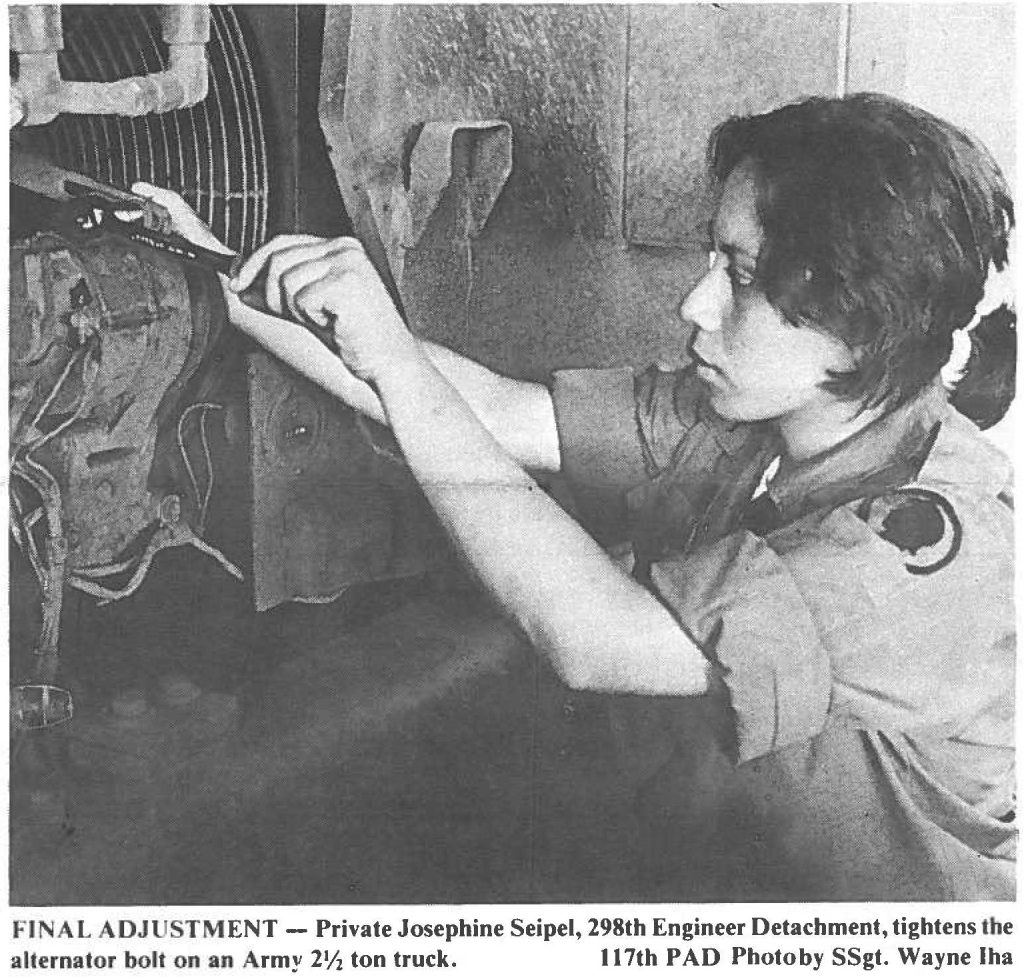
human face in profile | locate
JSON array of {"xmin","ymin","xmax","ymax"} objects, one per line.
[{"xmin": 681, "ymin": 162, "xmax": 858, "ymax": 456}]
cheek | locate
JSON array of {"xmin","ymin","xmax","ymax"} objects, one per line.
[
  {"xmin": 723, "ymin": 308, "xmax": 841, "ymax": 404},
  {"xmin": 722, "ymin": 305, "xmax": 794, "ymax": 373}
]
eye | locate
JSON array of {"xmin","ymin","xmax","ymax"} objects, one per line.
[
  {"xmin": 726, "ymin": 263, "xmax": 756, "ymax": 289},
  {"xmin": 708, "ymin": 248, "xmax": 756, "ymax": 290}
]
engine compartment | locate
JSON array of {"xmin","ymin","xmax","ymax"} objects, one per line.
[
  {"xmin": 8, "ymin": 2, "xmax": 1016, "ymax": 909},
  {"xmin": 10, "ymin": 198, "xmax": 244, "ymax": 688}
]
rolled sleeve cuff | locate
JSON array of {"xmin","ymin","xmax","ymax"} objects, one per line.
[
  {"xmin": 717, "ymin": 630, "xmax": 831, "ymax": 764},
  {"xmin": 648, "ymin": 533, "xmax": 831, "ymax": 764},
  {"xmin": 551, "ymin": 367, "xmax": 647, "ymax": 497},
  {"xmin": 550, "ymin": 368, "xmax": 649, "ymax": 542}
]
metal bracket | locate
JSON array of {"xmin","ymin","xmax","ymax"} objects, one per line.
[
  {"xmin": 365, "ymin": 120, "xmax": 513, "ymax": 285},
  {"xmin": 406, "ymin": 120, "xmax": 513, "ymax": 247},
  {"xmin": 321, "ymin": 110, "xmax": 512, "ymax": 288}
]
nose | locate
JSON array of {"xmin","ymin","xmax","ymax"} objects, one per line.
[{"xmin": 679, "ymin": 256, "xmax": 729, "ymax": 334}]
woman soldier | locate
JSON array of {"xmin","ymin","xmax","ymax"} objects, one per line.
[{"xmin": 139, "ymin": 92, "xmax": 1015, "ymax": 900}]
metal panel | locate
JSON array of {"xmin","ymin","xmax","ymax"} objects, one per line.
[
  {"xmin": 244, "ymin": 7, "xmax": 449, "ymax": 610},
  {"xmin": 335, "ymin": 4, "xmax": 627, "ymax": 238},
  {"xmin": 248, "ymin": 352, "xmax": 447, "ymax": 611},
  {"xmin": 625, "ymin": 4, "xmax": 844, "ymax": 246},
  {"xmin": 318, "ymin": 4, "xmax": 644, "ymax": 381}
]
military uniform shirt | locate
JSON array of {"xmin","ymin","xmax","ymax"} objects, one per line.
[{"xmin": 550, "ymin": 364, "xmax": 1015, "ymax": 900}]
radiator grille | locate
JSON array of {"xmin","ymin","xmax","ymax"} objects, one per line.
[{"xmin": 26, "ymin": 4, "xmax": 269, "ymax": 255}]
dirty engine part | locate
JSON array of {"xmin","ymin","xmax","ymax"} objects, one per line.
[{"xmin": 9, "ymin": 226, "xmax": 240, "ymax": 681}]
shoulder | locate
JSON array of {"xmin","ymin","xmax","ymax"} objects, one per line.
[
  {"xmin": 770, "ymin": 411, "xmax": 1012, "ymax": 586},
  {"xmin": 770, "ymin": 482, "xmax": 1009, "ymax": 587},
  {"xmin": 852, "ymin": 487, "xmax": 963, "ymax": 575},
  {"xmin": 762, "ymin": 474, "xmax": 1013, "ymax": 665}
]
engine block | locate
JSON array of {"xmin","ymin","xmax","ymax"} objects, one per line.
[{"xmin": 9, "ymin": 228, "xmax": 233, "ymax": 678}]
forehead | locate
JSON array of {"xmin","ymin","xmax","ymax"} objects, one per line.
[{"xmin": 713, "ymin": 162, "xmax": 763, "ymax": 256}]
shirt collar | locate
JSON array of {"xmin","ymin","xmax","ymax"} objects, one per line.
[{"xmin": 767, "ymin": 382, "xmax": 953, "ymax": 523}]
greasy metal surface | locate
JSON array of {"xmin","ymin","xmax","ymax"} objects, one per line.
[
  {"xmin": 337, "ymin": 4, "xmax": 626, "ymax": 238},
  {"xmin": 408, "ymin": 122, "xmax": 513, "ymax": 243},
  {"xmin": 325, "ymin": 3, "xmax": 678, "ymax": 380},
  {"xmin": 9, "ymin": 232, "xmax": 206, "ymax": 568},
  {"xmin": 248, "ymin": 352, "xmax": 448, "ymax": 611},
  {"xmin": 405, "ymin": 226, "xmax": 709, "ymax": 381},
  {"xmin": 385, "ymin": 120, "xmax": 513, "ymax": 284},
  {"xmin": 249, "ymin": 7, "xmax": 446, "ymax": 609},
  {"xmin": 625, "ymin": 4, "xmax": 844, "ymax": 245}
]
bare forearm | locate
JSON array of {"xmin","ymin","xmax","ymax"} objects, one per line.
[
  {"xmin": 421, "ymin": 340, "xmax": 559, "ymax": 473},
  {"xmin": 375, "ymin": 352, "xmax": 710, "ymax": 696},
  {"xmin": 223, "ymin": 285, "xmax": 386, "ymax": 420},
  {"xmin": 116, "ymin": 204, "xmax": 559, "ymax": 470},
  {"xmin": 217, "ymin": 229, "xmax": 707, "ymax": 694},
  {"xmin": 221, "ymin": 297, "xmax": 560, "ymax": 472}
]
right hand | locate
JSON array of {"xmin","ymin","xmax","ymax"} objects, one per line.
[{"xmin": 230, "ymin": 236, "xmax": 422, "ymax": 385}]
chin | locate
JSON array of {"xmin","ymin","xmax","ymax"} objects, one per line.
[
  {"xmin": 707, "ymin": 388, "xmax": 787, "ymax": 425},
  {"xmin": 706, "ymin": 388, "xmax": 752, "ymax": 422}
]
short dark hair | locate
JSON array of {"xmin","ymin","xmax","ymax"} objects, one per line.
[{"xmin": 707, "ymin": 93, "xmax": 1014, "ymax": 412}]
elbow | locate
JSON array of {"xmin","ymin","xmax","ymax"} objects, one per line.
[
  {"xmin": 549, "ymin": 647, "xmax": 595, "ymax": 692},
  {"xmin": 537, "ymin": 625, "xmax": 712, "ymax": 697},
  {"xmin": 528, "ymin": 623, "xmax": 597, "ymax": 691}
]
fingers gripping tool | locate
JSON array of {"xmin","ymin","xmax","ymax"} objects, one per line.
[{"xmin": 64, "ymin": 195, "xmax": 338, "ymax": 351}]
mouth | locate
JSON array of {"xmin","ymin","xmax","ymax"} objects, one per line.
[{"xmin": 690, "ymin": 349, "xmax": 727, "ymax": 385}]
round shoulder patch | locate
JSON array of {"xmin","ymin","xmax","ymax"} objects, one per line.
[{"xmin": 855, "ymin": 488, "xmax": 962, "ymax": 575}]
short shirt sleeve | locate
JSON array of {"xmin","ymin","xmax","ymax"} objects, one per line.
[
  {"xmin": 651, "ymin": 493, "xmax": 1014, "ymax": 765},
  {"xmin": 550, "ymin": 367, "xmax": 648, "ymax": 537},
  {"xmin": 648, "ymin": 531, "xmax": 832, "ymax": 764},
  {"xmin": 551, "ymin": 365, "xmax": 774, "ymax": 546},
  {"xmin": 766, "ymin": 500, "xmax": 1016, "ymax": 736}
]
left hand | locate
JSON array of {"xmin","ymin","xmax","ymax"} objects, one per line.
[
  {"xmin": 230, "ymin": 235, "xmax": 421, "ymax": 384},
  {"xmin": 131, "ymin": 182, "xmax": 233, "ymax": 256}
]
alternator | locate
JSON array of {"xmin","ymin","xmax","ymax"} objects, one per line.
[{"xmin": 9, "ymin": 229, "xmax": 241, "ymax": 683}]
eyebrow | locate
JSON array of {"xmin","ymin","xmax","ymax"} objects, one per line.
[
  {"xmin": 710, "ymin": 239, "xmax": 759, "ymax": 270},
  {"xmin": 707, "ymin": 220, "xmax": 759, "ymax": 266}
]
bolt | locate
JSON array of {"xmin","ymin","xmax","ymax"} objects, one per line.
[{"xmin": 160, "ymin": 494, "xmax": 182, "ymax": 524}]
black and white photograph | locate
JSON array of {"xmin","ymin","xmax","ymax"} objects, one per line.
[{"xmin": 7, "ymin": 0, "xmax": 1018, "ymax": 933}]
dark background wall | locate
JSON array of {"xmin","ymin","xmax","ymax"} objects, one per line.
[{"xmin": 331, "ymin": 4, "xmax": 844, "ymax": 379}]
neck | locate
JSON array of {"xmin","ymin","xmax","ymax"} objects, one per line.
[{"xmin": 776, "ymin": 396, "xmax": 886, "ymax": 462}]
